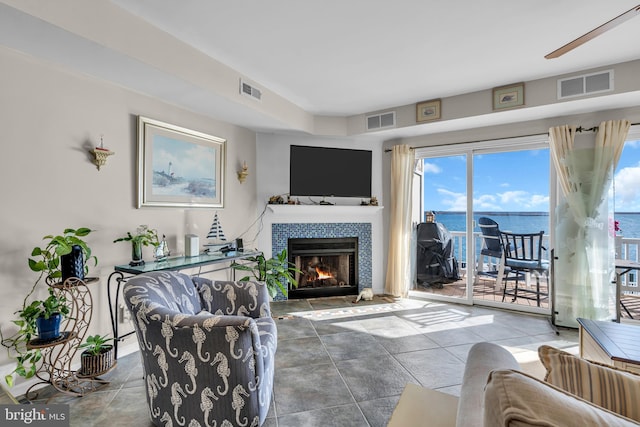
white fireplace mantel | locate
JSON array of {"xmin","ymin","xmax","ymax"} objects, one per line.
[{"xmin": 267, "ymin": 205, "xmax": 383, "ymax": 216}]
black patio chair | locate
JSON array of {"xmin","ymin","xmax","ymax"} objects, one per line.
[
  {"xmin": 477, "ymin": 217, "xmax": 503, "ymax": 275},
  {"xmin": 499, "ymin": 230, "xmax": 549, "ymax": 306}
]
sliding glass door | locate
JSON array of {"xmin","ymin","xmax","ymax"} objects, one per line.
[
  {"xmin": 412, "ymin": 136, "xmax": 552, "ymax": 314},
  {"xmin": 415, "ymin": 153, "xmax": 469, "ymax": 301},
  {"xmin": 472, "ymin": 149, "xmax": 550, "ymax": 313}
]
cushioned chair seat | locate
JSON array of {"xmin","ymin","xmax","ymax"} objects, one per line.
[{"xmin": 506, "ymin": 259, "xmax": 549, "ymax": 271}]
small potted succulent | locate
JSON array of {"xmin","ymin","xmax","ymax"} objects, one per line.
[
  {"xmin": 78, "ymin": 334, "xmax": 115, "ymax": 377},
  {"xmin": 113, "ymin": 225, "xmax": 159, "ymax": 266}
]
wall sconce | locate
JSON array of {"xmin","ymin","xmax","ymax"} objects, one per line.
[
  {"xmin": 90, "ymin": 135, "xmax": 115, "ymax": 171},
  {"xmin": 237, "ymin": 161, "xmax": 249, "ymax": 183}
]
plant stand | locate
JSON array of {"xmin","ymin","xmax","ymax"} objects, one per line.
[{"xmin": 24, "ymin": 277, "xmax": 116, "ymax": 399}]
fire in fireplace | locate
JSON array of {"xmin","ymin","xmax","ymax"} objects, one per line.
[{"xmin": 288, "ymin": 237, "xmax": 358, "ymax": 298}]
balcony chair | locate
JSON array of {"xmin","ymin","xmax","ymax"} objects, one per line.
[
  {"xmin": 499, "ymin": 230, "xmax": 550, "ymax": 307},
  {"xmin": 476, "ymin": 217, "xmax": 506, "ymax": 285},
  {"xmin": 123, "ymin": 271, "xmax": 276, "ymax": 427}
]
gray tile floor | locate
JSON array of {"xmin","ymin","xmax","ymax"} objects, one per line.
[{"xmin": 11, "ymin": 296, "xmax": 579, "ymax": 427}]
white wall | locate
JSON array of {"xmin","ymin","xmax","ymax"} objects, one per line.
[
  {"xmin": 0, "ymin": 47, "xmax": 260, "ymax": 388},
  {"xmin": 254, "ymin": 133, "xmax": 386, "ymax": 293}
]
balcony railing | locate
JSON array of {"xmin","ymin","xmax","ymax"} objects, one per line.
[
  {"xmin": 448, "ymin": 231, "xmax": 550, "ymax": 277},
  {"xmin": 617, "ymin": 236, "xmax": 640, "ymax": 294}
]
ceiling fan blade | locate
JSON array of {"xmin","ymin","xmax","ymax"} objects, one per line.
[{"xmin": 545, "ymin": 4, "xmax": 640, "ymax": 59}]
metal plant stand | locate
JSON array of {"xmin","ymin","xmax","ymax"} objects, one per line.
[{"xmin": 25, "ymin": 277, "xmax": 115, "ymax": 399}]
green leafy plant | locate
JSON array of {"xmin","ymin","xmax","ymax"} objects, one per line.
[
  {"xmin": 231, "ymin": 249, "xmax": 301, "ymax": 298},
  {"xmin": 1, "ymin": 228, "xmax": 88, "ymax": 387},
  {"xmin": 21, "ymin": 288, "xmax": 70, "ymax": 321},
  {"xmin": 79, "ymin": 334, "xmax": 113, "ymax": 356},
  {"xmin": 28, "ymin": 227, "xmax": 97, "ymax": 286},
  {"xmin": 113, "ymin": 225, "xmax": 159, "ymax": 264},
  {"xmin": 1, "ymin": 288, "xmax": 70, "ymax": 387},
  {"xmin": 113, "ymin": 225, "xmax": 159, "ymax": 247}
]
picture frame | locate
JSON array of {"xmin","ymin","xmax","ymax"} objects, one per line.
[
  {"xmin": 416, "ymin": 99, "xmax": 442, "ymax": 122},
  {"xmin": 492, "ymin": 83, "xmax": 525, "ymax": 110},
  {"xmin": 137, "ymin": 116, "xmax": 226, "ymax": 208}
]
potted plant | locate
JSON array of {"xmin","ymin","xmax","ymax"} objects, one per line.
[
  {"xmin": 1, "ymin": 227, "xmax": 93, "ymax": 387},
  {"xmin": 1, "ymin": 288, "xmax": 70, "ymax": 387},
  {"xmin": 26, "ymin": 288, "xmax": 70, "ymax": 341},
  {"xmin": 28, "ymin": 227, "xmax": 98, "ymax": 285},
  {"xmin": 231, "ymin": 249, "xmax": 301, "ymax": 298},
  {"xmin": 78, "ymin": 334, "xmax": 115, "ymax": 377},
  {"xmin": 113, "ymin": 225, "xmax": 159, "ymax": 266}
]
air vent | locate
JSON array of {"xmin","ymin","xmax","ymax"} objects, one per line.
[
  {"xmin": 557, "ymin": 70, "xmax": 613, "ymax": 99},
  {"xmin": 240, "ymin": 79, "xmax": 262, "ymax": 101},
  {"xmin": 366, "ymin": 111, "xmax": 396, "ymax": 131}
]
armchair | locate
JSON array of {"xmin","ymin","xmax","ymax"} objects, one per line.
[{"xmin": 123, "ymin": 271, "xmax": 276, "ymax": 427}]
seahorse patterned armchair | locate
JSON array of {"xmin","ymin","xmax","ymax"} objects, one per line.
[{"xmin": 123, "ymin": 271, "xmax": 276, "ymax": 427}]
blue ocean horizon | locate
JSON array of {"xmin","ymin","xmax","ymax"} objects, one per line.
[
  {"xmin": 432, "ymin": 211, "xmax": 640, "ymax": 237},
  {"xmin": 430, "ymin": 211, "xmax": 640, "ymax": 262}
]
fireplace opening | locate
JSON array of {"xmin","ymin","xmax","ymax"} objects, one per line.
[{"xmin": 288, "ymin": 237, "xmax": 358, "ymax": 299}]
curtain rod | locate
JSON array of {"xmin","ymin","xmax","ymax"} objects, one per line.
[
  {"xmin": 384, "ymin": 121, "xmax": 640, "ymax": 152},
  {"xmin": 383, "ymin": 131, "xmax": 546, "ymax": 152}
]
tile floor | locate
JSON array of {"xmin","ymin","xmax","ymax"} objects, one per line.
[{"xmin": 9, "ymin": 296, "xmax": 580, "ymax": 427}]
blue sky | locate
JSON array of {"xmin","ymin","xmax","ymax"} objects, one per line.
[
  {"xmin": 423, "ymin": 139, "xmax": 640, "ymax": 212},
  {"xmin": 614, "ymin": 140, "xmax": 640, "ymax": 212}
]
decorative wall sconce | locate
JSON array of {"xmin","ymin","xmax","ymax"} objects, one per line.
[
  {"xmin": 90, "ymin": 135, "xmax": 115, "ymax": 170},
  {"xmin": 237, "ymin": 161, "xmax": 249, "ymax": 183}
]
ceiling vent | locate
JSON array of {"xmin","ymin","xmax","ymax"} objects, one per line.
[
  {"xmin": 240, "ymin": 79, "xmax": 262, "ymax": 101},
  {"xmin": 557, "ymin": 69, "xmax": 614, "ymax": 100},
  {"xmin": 366, "ymin": 111, "xmax": 396, "ymax": 131}
]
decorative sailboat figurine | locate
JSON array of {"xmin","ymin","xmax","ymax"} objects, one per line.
[
  {"xmin": 154, "ymin": 234, "xmax": 170, "ymax": 261},
  {"xmin": 204, "ymin": 212, "xmax": 229, "ymax": 252}
]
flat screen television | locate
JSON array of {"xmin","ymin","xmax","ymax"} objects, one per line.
[{"xmin": 289, "ymin": 145, "xmax": 372, "ymax": 198}]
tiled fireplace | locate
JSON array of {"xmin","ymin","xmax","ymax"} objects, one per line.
[{"xmin": 272, "ymin": 222, "xmax": 372, "ymax": 299}]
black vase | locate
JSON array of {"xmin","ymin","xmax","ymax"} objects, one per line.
[
  {"xmin": 36, "ymin": 313, "xmax": 62, "ymax": 341},
  {"xmin": 61, "ymin": 244, "xmax": 84, "ymax": 282}
]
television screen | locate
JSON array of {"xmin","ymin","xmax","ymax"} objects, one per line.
[{"xmin": 289, "ymin": 145, "xmax": 372, "ymax": 198}]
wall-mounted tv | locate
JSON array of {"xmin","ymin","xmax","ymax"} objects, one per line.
[{"xmin": 289, "ymin": 145, "xmax": 372, "ymax": 198}]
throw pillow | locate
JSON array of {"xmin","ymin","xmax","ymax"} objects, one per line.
[
  {"xmin": 538, "ymin": 345, "xmax": 640, "ymax": 422},
  {"xmin": 485, "ymin": 369, "xmax": 640, "ymax": 427}
]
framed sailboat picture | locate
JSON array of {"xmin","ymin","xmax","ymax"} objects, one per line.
[{"xmin": 137, "ymin": 116, "xmax": 226, "ymax": 208}]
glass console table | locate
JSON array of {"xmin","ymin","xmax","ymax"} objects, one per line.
[{"xmin": 107, "ymin": 250, "xmax": 261, "ymax": 358}]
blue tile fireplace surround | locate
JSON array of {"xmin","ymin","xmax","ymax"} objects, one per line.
[{"xmin": 272, "ymin": 222, "xmax": 372, "ymax": 300}]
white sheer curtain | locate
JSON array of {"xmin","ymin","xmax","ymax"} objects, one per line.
[
  {"xmin": 551, "ymin": 120, "xmax": 630, "ymax": 327},
  {"xmin": 385, "ymin": 145, "xmax": 414, "ymax": 297}
]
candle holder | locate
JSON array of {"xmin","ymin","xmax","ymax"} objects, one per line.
[
  {"xmin": 237, "ymin": 161, "xmax": 249, "ymax": 183},
  {"xmin": 91, "ymin": 147, "xmax": 115, "ymax": 170},
  {"xmin": 90, "ymin": 136, "xmax": 114, "ymax": 170}
]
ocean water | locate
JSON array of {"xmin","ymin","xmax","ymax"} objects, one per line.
[
  {"xmin": 433, "ymin": 211, "xmax": 640, "ymax": 237},
  {"xmin": 430, "ymin": 211, "xmax": 640, "ymax": 261},
  {"xmin": 434, "ymin": 212, "xmax": 548, "ymax": 235}
]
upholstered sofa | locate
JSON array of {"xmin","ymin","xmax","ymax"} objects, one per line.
[
  {"xmin": 389, "ymin": 342, "xmax": 640, "ymax": 426},
  {"xmin": 123, "ymin": 271, "xmax": 276, "ymax": 427}
]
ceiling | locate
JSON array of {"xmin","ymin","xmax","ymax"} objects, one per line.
[{"xmin": 2, "ymin": 1, "xmax": 640, "ymax": 138}]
